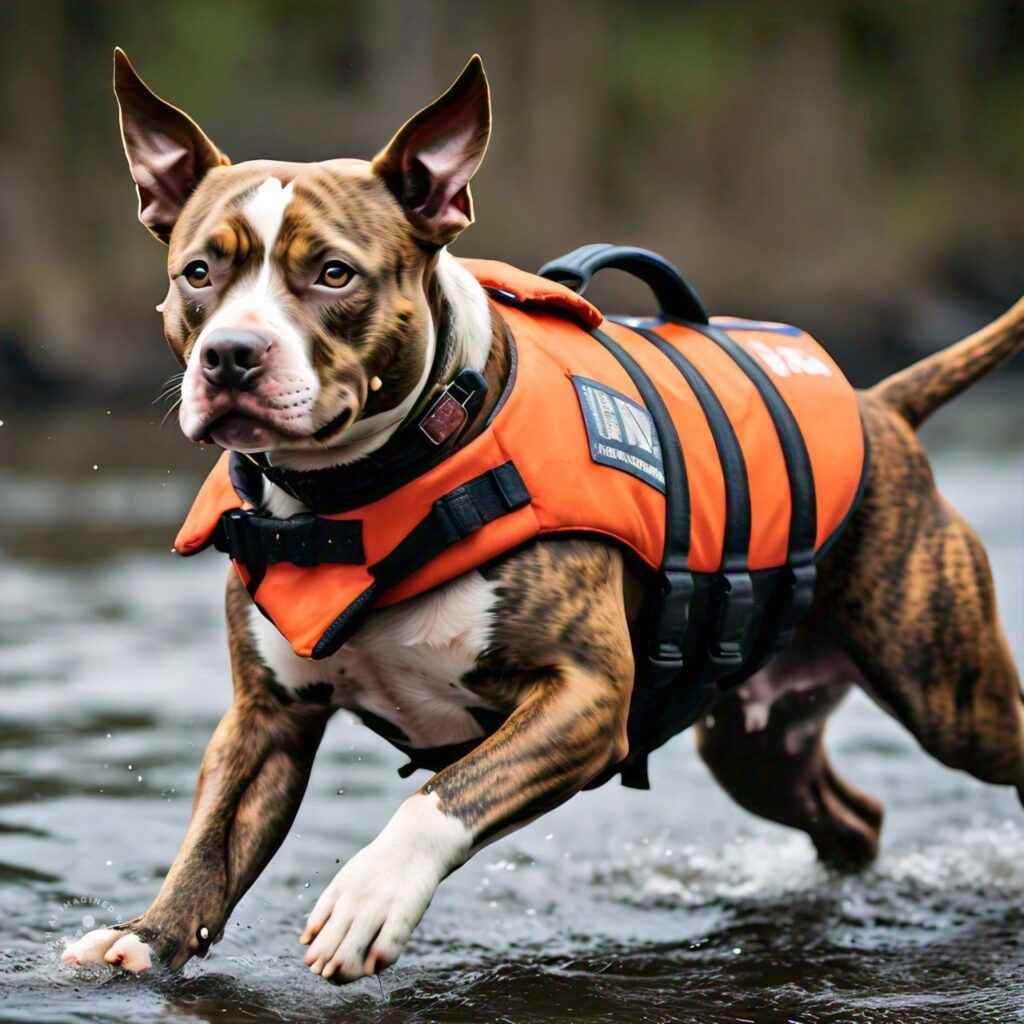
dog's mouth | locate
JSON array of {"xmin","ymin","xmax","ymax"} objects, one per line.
[
  {"xmin": 195, "ymin": 400, "xmax": 359, "ymax": 453},
  {"xmin": 200, "ymin": 410, "xmax": 285, "ymax": 451},
  {"xmin": 312, "ymin": 405, "xmax": 355, "ymax": 443}
]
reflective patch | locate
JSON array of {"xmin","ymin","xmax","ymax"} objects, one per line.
[{"xmin": 572, "ymin": 376, "xmax": 665, "ymax": 492}]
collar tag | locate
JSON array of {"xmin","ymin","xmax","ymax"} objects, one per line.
[
  {"xmin": 419, "ymin": 368, "xmax": 489, "ymax": 447},
  {"xmin": 419, "ymin": 390, "xmax": 469, "ymax": 446}
]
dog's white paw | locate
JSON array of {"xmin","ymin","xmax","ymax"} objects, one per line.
[
  {"xmin": 300, "ymin": 792, "xmax": 471, "ymax": 982},
  {"xmin": 62, "ymin": 928, "xmax": 153, "ymax": 972}
]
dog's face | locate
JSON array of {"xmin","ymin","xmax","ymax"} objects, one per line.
[{"xmin": 113, "ymin": 50, "xmax": 490, "ymax": 455}]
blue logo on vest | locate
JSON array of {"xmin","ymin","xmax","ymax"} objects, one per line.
[{"xmin": 572, "ymin": 376, "xmax": 665, "ymax": 493}]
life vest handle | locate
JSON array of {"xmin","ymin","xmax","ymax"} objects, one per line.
[{"xmin": 538, "ymin": 244, "xmax": 709, "ymax": 325}]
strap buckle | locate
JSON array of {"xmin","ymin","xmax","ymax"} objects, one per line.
[
  {"xmin": 428, "ymin": 463, "xmax": 531, "ymax": 546},
  {"xmin": 762, "ymin": 557, "xmax": 817, "ymax": 661},
  {"xmin": 213, "ymin": 507, "xmax": 365, "ymax": 595},
  {"xmin": 708, "ymin": 570, "xmax": 755, "ymax": 679},
  {"xmin": 431, "ymin": 488, "xmax": 485, "ymax": 544},
  {"xmin": 218, "ymin": 508, "xmax": 253, "ymax": 564},
  {"xmin": 779, "ymin": 558, "xmax": 817, "ymax": 627},
  {"xmin": 269, "ymin": 513, "xmax": 324, "ymax": 568},
  {"xmin": 646, "ymin": 569, "xmax": 693, "ymax": 684}
]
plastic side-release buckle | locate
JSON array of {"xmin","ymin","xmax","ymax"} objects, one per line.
[
  {"xmin": 780, "ymin": 558, "xmax": 817, "ymax": 629},
  {"xmin": 646, "ymin": 569, "xmax": 693, "ymax": 685},
  {"xmin": 766, "ymin": 557, "xmax": 817, "ymax": 659},
  {"xmin": 432, "ymin": 488, "xmax": 485, "ymax": 544},
  {"xmin": 216, "ymin": 508, "xmax": 266, "ymax": 594},
  {"xmin": 789, "ymin": 560, "xmax": 817, "ymax": 609},
  {"xmin": 218, "ymin": 508, "xmax": 252, "ymax": 564},
  {"xmin": 708, "ymin": 571, "xmax": 755, "ymax": 679}
]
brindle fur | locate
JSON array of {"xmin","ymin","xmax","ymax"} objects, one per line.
[
  {"xmin": 86, "ymin": 52, "xmax": 1023, "ymax": 979},
  {"xmin": 106, "ymin": 309, "xmax": 1024, "ymax": 968},
  {"xmin": 110, "ymin": 576, "xmax": 331, "ymax": 969},
  {"xmin": 164, "ymin": 160, "xmax": 443, "ymax": 436}
]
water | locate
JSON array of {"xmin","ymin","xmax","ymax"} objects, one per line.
[{"xmin": 2, "ymin": 445, "xmax": 1023, "ymax": 1024}]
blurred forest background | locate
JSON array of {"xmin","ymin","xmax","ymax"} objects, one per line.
[{"xmin": 0, "ymin": 0, "xmax": 1021, "ymax": 485}]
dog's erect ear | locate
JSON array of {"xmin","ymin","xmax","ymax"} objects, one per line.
[
  {"xmin": 372, "ymin": 55, "xmax": 491, "ymax": 247},
  {"xmin": 113, "ymin": 48, "xmax": 230, "ymax": 244}
]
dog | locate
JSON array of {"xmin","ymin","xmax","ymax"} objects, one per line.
[{"xmin": 63, "ymin": 50, "xmax": 1023, "ymax": 983}]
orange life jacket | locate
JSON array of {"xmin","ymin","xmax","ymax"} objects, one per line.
[{"xmin": 176, "ymin": 247, "xmax": 867, "ymax": 788}]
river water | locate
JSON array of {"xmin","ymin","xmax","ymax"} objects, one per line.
[{"xmin": 1, "ymin": 415, "xmax": 1022, "ymax": 1024}]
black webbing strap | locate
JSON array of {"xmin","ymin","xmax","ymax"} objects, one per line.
[
  {"xmin": 690, "ymin": 323, "xmax": 819, "ymax": 653},
  {"xmin": 370, "ymin": 462, "xmax": 530, "ymax": 582},
  {"xmin": 624, "ymin": 324, "xmax": 757, "ymax": 681},
  {"xmin": 212, "ymin": 509, "xmax": 364, "ymax": 595},
  {"xmin": 588, "ymin": 327, "xmax": 697, "ymax": 782},
  {"xmin": 311, "ymin": 462, "xmax": 531, "ymax": 659}
]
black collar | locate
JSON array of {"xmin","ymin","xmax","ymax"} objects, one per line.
[{"xmin": 233, "ymin": 301, "xmax": 490, "ymax": 514}]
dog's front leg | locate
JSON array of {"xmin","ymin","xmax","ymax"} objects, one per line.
[
  {"xmin": 63, "ymin": 575, "xmax": 330, "ymax": 972},
  {"xmin": 303, "ymin": 542, "xmax": 634, "ymax": 983},
  {"xmin": 302, "ymin": 662, "xmax": 630, "ymax": 982}
]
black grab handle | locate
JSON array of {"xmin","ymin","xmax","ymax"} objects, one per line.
[{"xmin": 538, "ymin": 243, "xmax": 708, "ymax": 324}]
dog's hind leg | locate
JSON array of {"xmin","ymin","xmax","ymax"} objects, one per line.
[
  {"xmin": 696, "ymin": 628, "xmax": 883, "ymax": 870},
  {"xmin": 813, "ymin": 395, "xmax": 1024, "ymax": 796}
]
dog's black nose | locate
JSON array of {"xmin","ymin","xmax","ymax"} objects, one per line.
[{"xmin": 200, "ymin": 329, "xmax": 269, "ymax": 390}]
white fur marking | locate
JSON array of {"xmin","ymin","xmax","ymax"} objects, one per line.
[
  {"xmin": 302, "ymin": 791, "xmax": 472, "ymax": 980},
  {"xmin": 434, "ymin": 248, "xmax": 493, "ymax": 374},
  {"xmin": 179, "ymin": 178, "xmax": 320, "ymax": 442},
  {"xmin": 249, "ymin": 571, "xmax": 500, "ymax": 747},
  {"xmin": 242, "ymin": 177, "xmax": 295, "ymax": 248},
  {"xmin": 62, "ymin": 928, "xmax": 153, "ymax": 972}
]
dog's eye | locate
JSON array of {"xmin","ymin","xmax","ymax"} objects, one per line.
[
  {"xmin": 183, "ymin": 260, "xmax": 212, "ymax": 289},
  {"xmin": 317, "ymin": 260, "xmax": 355, "ymax": 289}
]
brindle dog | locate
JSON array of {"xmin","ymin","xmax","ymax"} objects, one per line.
[{"xmin": 64, "ymin": 51, "xmax": 1023, "ymax": 983}]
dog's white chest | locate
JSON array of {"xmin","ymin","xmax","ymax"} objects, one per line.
[{"xmin": 249, "ymin": 572, "xmax": 500, "ymax": 749}]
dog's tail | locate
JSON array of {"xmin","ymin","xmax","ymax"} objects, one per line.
[{"xmin": 873, "ymin": 294, "xmax": 1024, "ymax": 429}]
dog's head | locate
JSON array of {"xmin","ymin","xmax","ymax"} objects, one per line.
[{"xmin": 113, "ymin": 49, "xmax": 490, "ymax": 459}]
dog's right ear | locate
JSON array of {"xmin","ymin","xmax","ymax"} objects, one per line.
[{"xmin": 113, "ymin": 48, "xmax": 229, "ymax": 244}]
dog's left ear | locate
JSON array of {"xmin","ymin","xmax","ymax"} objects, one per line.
[
  {"xmin": 113, "ymin": 48, "xmax": 230, "ymax": 244},
  {"xmin": 372, "ymin": 55, "xmax": 491, "ymax": 247}
]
